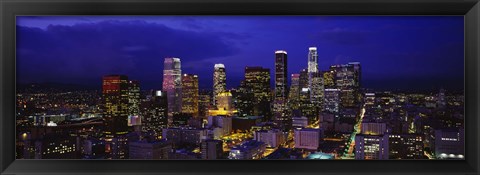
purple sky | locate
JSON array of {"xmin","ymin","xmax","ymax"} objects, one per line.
[{"xmin": 16, "ymin": 16, "xmax": 464, "ymax": 91}]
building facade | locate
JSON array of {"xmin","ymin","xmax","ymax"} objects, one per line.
[
  {"xmin": 201, "ymin": 139, "xmax": 223, "ymax": 159},
  {"xmin": 181, "ymin": 74, "xmax": 199, "ymax": 117},
  {"xmin": 355, "ymin": 134, "xmax": 389, "ymax": 160},
  {"xmin": 294, "ymin": 128, "xmax": 324, "ymax": 150},
  {"xmin": 102, "ymin": 75, "xmax": 131, "ymax": 159},
  {"xmin": 162, "ymin": 58, "xmax": 182, "ymax": 121},
  {"xmin": 213, "ymin": 64, "xmax": 227, "ymax": 105}
]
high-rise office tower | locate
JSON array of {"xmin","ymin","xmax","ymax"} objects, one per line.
[
  {"xmin": 198, "ymin": 90, "xmax": 212, "ymax": 118},
  {"xmin": 310, "ymin": 72, "xmax": 324, "ymax": 107},
  {"xmin": 237, "ymin": 80, "xmax": 255, "ymax": 117},
  {"xmin": 274, "ymin": 50, "xmax": 288, "ymax": 100},
  {"xmin": 350, "ymin": 62, "xmax": 361, "ymax": 88},
  {"xmin": 128, "ymin": 80, "xmax": 141, "ymax": 132},
  {"xmin": 181, "ymin": 74, "xmax": 199, "ymax": 117},
  {"xmin": 162, "ymin": 58, "xmax": 182, "ymax": 123},
  {"xmin": 273, "ymin": 50, "xmax": 290, "ymax": 130},
  {"xmin": 330, "ymin": 62, "xmax": 361, "ymax": 108},
  {"xmin": 140, "ymin": 90, "xmax": 168, "ymax": 137},
  {"xmin": 128, "ymin": 80, "xmax": 141, "ymax": 117},
  {"xmin": 307, "ymin": 47, "xmax": 318, "ymax": 91},
  {"xmin": 324, "ymin": 88, "xmax": 341, "ymax": 115},
  {"xmin": 307, "ymin": 47, "xmax": 324, "ymax": 109},
  {"xmin": 299, "ymin": 68, "xmax": 309, "ymax": 90},
  {"xmin": 213, "ymin": 64, "xmax": 227, "ymax": 106},
  {"xmin": 103, "ymin": 75, "xmax": 130, "ymax": 159},
  {"xmin": 288, "ymin": 74, "xmax": 301, "ymax": 111},
  {"xmin": 238, "ymin": 66, "xmax": 271, "ymax": 118},
  {"xmin": 323, "ymin": 70, "xmax": 335, "ymax": 89}
]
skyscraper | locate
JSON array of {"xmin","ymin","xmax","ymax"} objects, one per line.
[
  {"xmin": 310, "ymin": 72, "xmax": 324, "ymax": 107},
  {"xmin": 198, "ymin": 90, "xmax": 212, "ymax": 118},
  {"xmin": 238, "ymin": 66, "xmax": 271, "ymax": 118},
  {"xmin": 213, "ymin": 64, "xmax": 227, "ymax": 106},
  {"xmin": 128, "ymin": 80, "xmax": 141, "ymax": 132},
  {"xmin": 140, "ymin": 90, "xmax": 168, "ymax": 137},
  {"xmin": 308, "ymin": 47, "xmax": 318, "ymax": 90},
  {"xmin": 299, "ymin": 68, "xmax": 309, "ymax": 90},
  {"xmin": 181, "ymin": 74, "xmax": 199, "ymax": 117},
  {"xmin": 128, "ymin": 80, "xmax": 140, "ymax": 117},
  {"xmin": 323, "ymin": 70, "xmax": 335, "ymax": 89},
  {"xmin": 273, "ymin": 50, "xmax": 290, "ymax": 130},
  {"xmin": 162, "ymin": 58, "xmax": 182, "ymax": 124},
  {"xmin": 102, "ymin": 75, "xmax": 130, "ymax": 159},
  {"xmin": 331, "ymin": 62, "xmax": 361, "ymax": 108},
  {"xmin": 288, "ymin": 74, "xmax": 301, "ymax": 111},
  {"xmin": 274, "ymin": 50, "xmax": 288, "ymax": 100},
  {"xmin": 298, "ymin": 68, "xmax": 316, "ymax": 122},
  {"xmin": 237, "ymin": 80, "xmax": 255, "ymax": 117},
  {"xmin": 307, "ymin": 47, "xmax": 324, "ymax": 109},
  {"xmin": 324, "ymin": 88, "xmax": 340, "ymax": 115}
]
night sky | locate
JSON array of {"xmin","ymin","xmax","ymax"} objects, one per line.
[{"xmin": 16, "ymin": 16, "xmax": 464, "ymax": 92}]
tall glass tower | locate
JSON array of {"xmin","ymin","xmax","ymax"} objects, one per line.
[
  {"xmin": 274, "ymin": 50, "xmax": 290, "ymax": 130},
  {"xmin": 102, "ymin": 75, "xmax": 130, "ymax": 159},
  {"xmin": 307, "ymin": 47, "xmax": 323, "ymax": 107},
  {"xmin": 213, "ymin": 64, "xmax": 226, "ymax": 106},
  {"xmin": 162, "ymin": 57, "xmax": 182, "ymax": 123}
]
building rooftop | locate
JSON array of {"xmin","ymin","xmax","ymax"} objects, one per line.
[{"xmin": 231, "ymin": 140, "xmax": 265, "ymax": 151}]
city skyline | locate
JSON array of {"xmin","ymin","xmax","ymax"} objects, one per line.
[
  {"xmin": 16, "ymin": 16, "xmax": 464, "ymax": 91},
  {"xmin": 15, "ymin": 16, "xmax": 464, "ymax": 160}
]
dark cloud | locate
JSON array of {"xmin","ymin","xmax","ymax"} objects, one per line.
[{"xmin": 16, "ymin": 20, "xmax": 242, "ymax": 89}]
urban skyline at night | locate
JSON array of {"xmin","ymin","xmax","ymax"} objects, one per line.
[
  {"xmin": 15, "ymin": 16, "xmax": 464, "ymax": 160},
  {"xmin": 17, "ymin": 16, "xmax": 464, "ymax": 91}
]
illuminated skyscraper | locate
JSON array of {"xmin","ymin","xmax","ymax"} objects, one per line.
[
  {"xmin": 238, "ymin": 66, "xmax": 271, "ymax": 118},
  {"xmin": 181, "ymin": 74, "xmax": 199, "ymax": 117},
  {"xmin": 299, "ymin": 68, "xmax": 309, "ymax": 90},
  {"xmin": 198, "ymin": 90, "xmax": 211, "ymax": 118},
  {"xmin": 140, "ymin": 90, "xmax": 168, "ymax": 137},
  {"xmin": 330, "ymin": 62, "xmax": 361, "ymax": 108},
  {"xmin": 324, "ymin": 88, "xmax": 340, "ymax": 115},
  {"xmin": 127, "ymin": 80, "xmax": 141, "ymax": 132},
  {"xmin": 213, "ymin": 64, "xmax": 227, "ymax": 105},
  {"xmin": 323, "ymin": 70, "xmax": 335, "ymax": 89},
  {"xmin": 307, "ymin": 47, "xmax": 318, "ymax": 93},
  {"xmin": 288, "ymin": 74, "xmax": 301, "ymax": 111},
  {"xmin": 237, "ymin": 80, "xmax": 255, "ymax": 117},
  {"xmin": 274, "ymin": 50, "xmax": 288, "ymax": 100},
  {"xmin": 273, "ymin": 50, "xmax": 290, "ymax": 130},
  {"xmin": 310, "ymin": 72, "xmax": 324, "ymax": 107},
  {"xmin": 307, "ymin": 47, "xmax": 324, "ymax": 109},
  {"xmin": 162, "ymin": 58, "xmax": 182, "ymax": 122},
  {"xmin": 297, "ymin": 68, "xmax": 316, "ymax": 122},
  {"xmin": 128, "ymin": 80, "xmax": 140, "ymax": 117},
  {"xmin": 102, "ymin": 75, "xmax": 130, "ymax": 159}
]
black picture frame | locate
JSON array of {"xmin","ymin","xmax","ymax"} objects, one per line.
[{"xmin": 1, "ymin": 0, "xmax": 479, "ymax": 175}]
